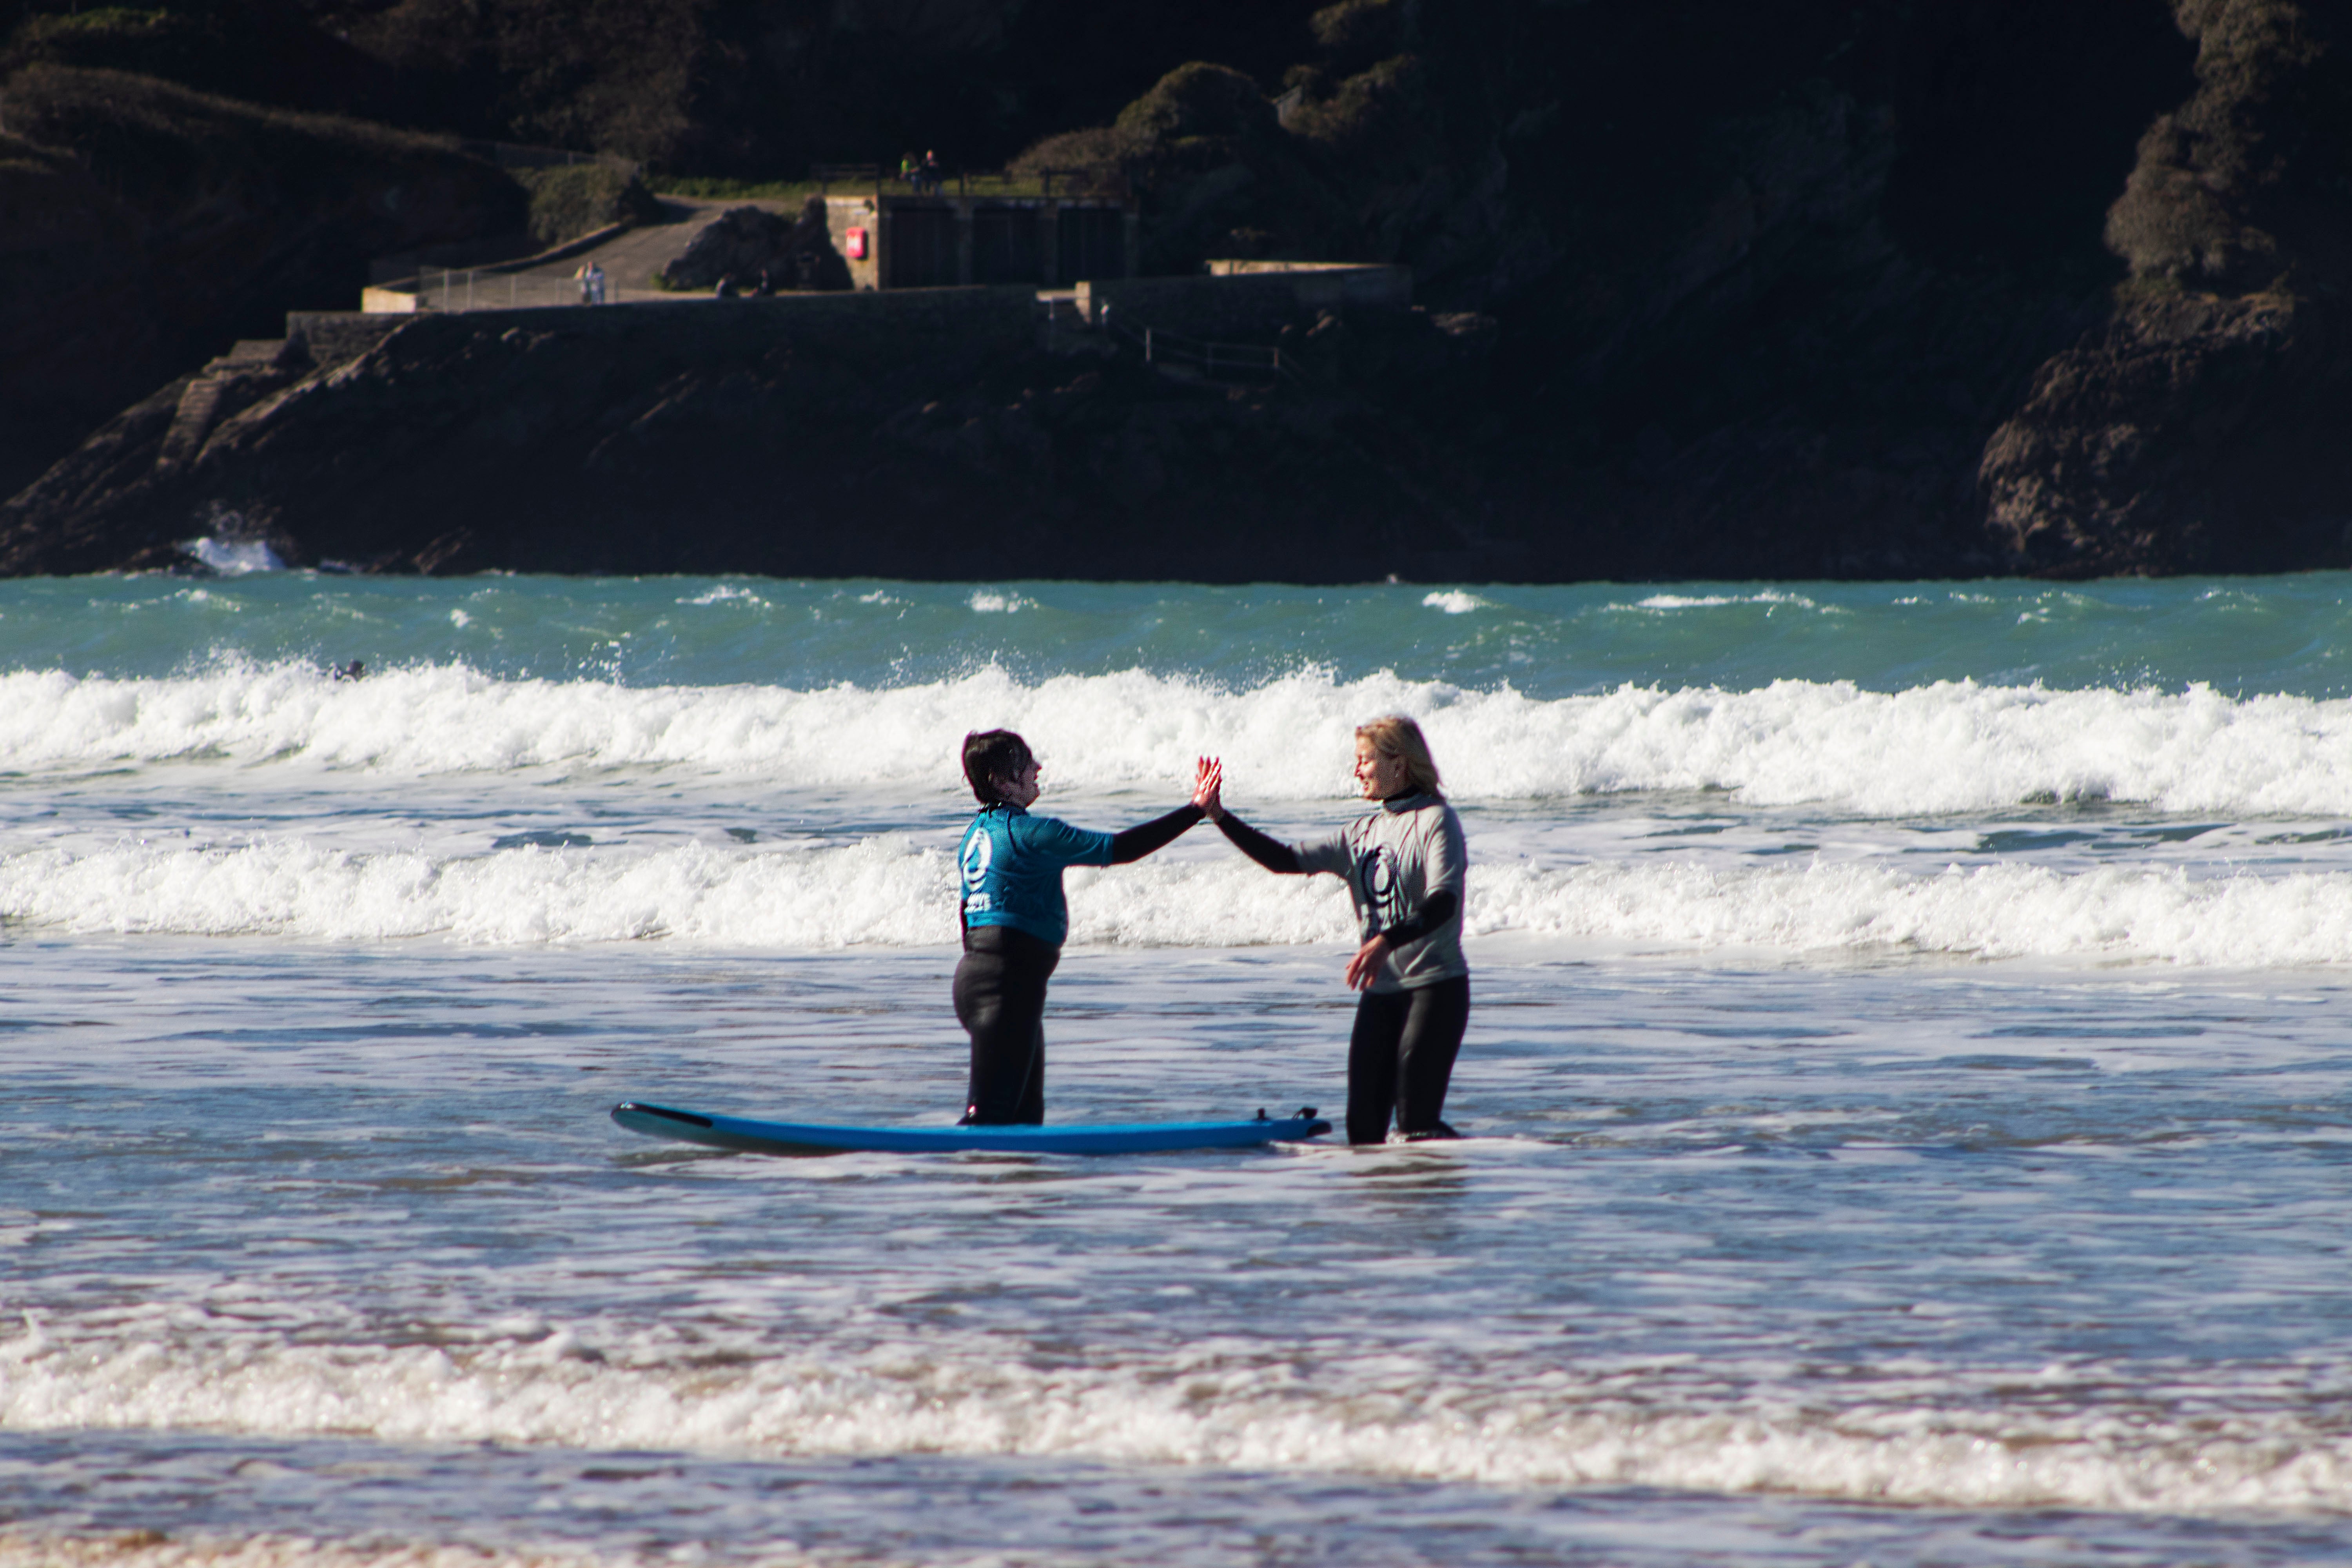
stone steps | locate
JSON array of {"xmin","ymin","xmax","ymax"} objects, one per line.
[{"xmin": 154, "ymin": 340, "xmax": 293, "ymax": 473}]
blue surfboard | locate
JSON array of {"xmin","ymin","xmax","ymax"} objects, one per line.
[{"xmin": 611, "ymin": 1100, "xmax": 1332, "ymax": 1157}]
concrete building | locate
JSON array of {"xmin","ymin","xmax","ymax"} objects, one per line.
[{"xmin": 822, "ymin": 191, "xmax": 1138, "ymax": 291}]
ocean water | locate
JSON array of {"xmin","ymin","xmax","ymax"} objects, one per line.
[{"xmin": 6, "ymin": 571, "xmax": 2352, "ymax": 1566}]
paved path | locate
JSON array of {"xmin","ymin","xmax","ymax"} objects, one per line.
[{"xmin": 520, "ymin": 198, "xmax": 804, "ymax": 301}]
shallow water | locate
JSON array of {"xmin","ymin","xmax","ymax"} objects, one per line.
[{"xmin": 7, "ymin": 572, "xmax": 2352, "ymax": 1564}]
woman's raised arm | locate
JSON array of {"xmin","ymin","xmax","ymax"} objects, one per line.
[
  {"xmin": 1196, "ymin": 759, "xmax": 1306, "ymax": 875},
  {"xmin": 1104, "ymin": 757, "xmax": 1222, "ymax": 865}
]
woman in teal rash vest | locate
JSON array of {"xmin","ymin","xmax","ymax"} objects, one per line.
[
  {"xmin": 1199, "ymin": 716, "xmax": 1469, "ymax": 1145},
  {"xmin": 954, "ymin": 730, "xmax": 1221, "ymax": 1124}
]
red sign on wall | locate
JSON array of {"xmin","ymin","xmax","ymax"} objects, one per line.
[{"xmin": 846, "ymin": 227, "xmax": 868, "ymax": 260}]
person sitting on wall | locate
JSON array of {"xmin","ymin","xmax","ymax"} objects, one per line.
[
  {"xmin": 754, "ymin": 269, "xmax": 775, "ymax": 297},
  {"xmin": 920, "ymin": 150, "xmax": 943, "ymax": 195},
  {"xmin": 715, "ymin": 273, "xmax": 739, "ymax": 298}
]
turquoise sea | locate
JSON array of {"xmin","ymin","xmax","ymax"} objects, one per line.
[{"xmin": 7, "ymin": 568, "xmax": 2352, "ymax": 1566}]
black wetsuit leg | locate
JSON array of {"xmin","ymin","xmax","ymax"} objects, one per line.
[
  {"xmin": 953, "ymin": 924, "xmax": 1060, "ymax": 1125},
  {"xmin": 1345, "ymin": 975, "xmax": 1470, "ymax": 1144}
]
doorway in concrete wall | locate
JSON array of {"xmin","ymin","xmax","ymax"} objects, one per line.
[
  {"xmin": 973, "ymin": 207, "xmax": 1042, "ymax": 284},
  {"xmin": 1057, "ymin": 209, "xmax": 1124, "ymax": 283},
  {"xmin": 888, "ymin": 206, "xmax": 958, "ymax": 288}
]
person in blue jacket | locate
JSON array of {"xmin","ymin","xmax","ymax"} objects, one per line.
[{"xmin": 955, "ymin": 730, "xmax": 1220, "ymax": 1123}]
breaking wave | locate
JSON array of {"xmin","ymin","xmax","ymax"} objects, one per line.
[
  {"xmin": 5, "ymin": 662, "xmax": 2352, "ymax": 817},
  {"xmin": 5, "ymin": 837, "xmax": 2350, "ymax": 964},
  {"xmin": 6, "ymin": 1314, "xmax": 2350, "ymax": 1515}
]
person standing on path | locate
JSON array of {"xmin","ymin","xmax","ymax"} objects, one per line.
[
  {"xmin": 1198, "ymin": 717, "xmax": 1469, "ymax": 1144},
  {"xmin": 954, "ymin": 731, "xmax": 1218, "ymax": 1124}
]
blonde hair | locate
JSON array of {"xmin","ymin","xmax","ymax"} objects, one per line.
[{"xmin": 1356, "ymin": 715, "xmax": 1443, "ymax": 798}]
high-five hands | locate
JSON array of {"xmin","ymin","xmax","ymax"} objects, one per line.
[{"xmin": 1192, "ymin": 755, "xmax": 1225, "ymax": 820}]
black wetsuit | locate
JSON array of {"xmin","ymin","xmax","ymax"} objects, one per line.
[
  {"xmin": 954, "ymin": 802, "xmax": 1203, "ymax": 1124},
  {"xmin": 1215, "ymin": 799, "xmax": 1469, "ymax": 1144}
]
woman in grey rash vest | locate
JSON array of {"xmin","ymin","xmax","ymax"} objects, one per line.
[
  {"xmin": 1200, "ymin": 716, "xmax": 1468, "ymax": 1145},
  {"xmin": 955, "ymin": 729, "xmax": 1220, "ymax": 1124}
]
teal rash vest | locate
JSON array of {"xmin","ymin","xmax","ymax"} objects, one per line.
[{"xmin": 958, "ymin": 803, "xmax": 1116, "ymax": 947}]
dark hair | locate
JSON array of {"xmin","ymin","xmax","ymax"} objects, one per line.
[{"xmin": 962, "ymin": 729, "xmax": 1033, "ymax": 804}]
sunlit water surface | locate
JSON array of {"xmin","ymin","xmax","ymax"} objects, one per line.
[{"xmin": 7, "ymin": 573, "xmax": 2352, "ymax": 1566}]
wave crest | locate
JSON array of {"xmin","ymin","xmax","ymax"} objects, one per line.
[
  {"xmin": 8, "ymin": 662, "xmax": 2352, "ymax": 815},
  {"xmin": 7, "ymin": 1318, "xmax": 2350, "ymax": 1514},
  {"xmin": 6, "ymin": 838, "xmax": 2351, "ymax": 964}
]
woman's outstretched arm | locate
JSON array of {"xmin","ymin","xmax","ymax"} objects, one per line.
[
  {"xmin": 1194, "ymin": 757, "xmax": 1305, "ymax": 874},
  {"xmin": 1103, "ymin": 757, "xmax": 1221, "ymax": 864},
  {"xmin": 1108, "ymin": 803, "xmax": 1205, "ymax": 864},
  {"xmin": 1212, "ymin": 813, "xmax": 1304, "ymax": 874}
]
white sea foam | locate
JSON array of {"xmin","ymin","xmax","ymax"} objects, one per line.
[
  {"xmin": 5, "ymin": 838, "xmax": 2349, "ymax": 964},
  {"xmin": 5, "ymin": 1317, "xmax": 2348, "ymax": 1515},
  {"xmin": 1421, "ymin": 591, "xmax": 1485, "ymax": 614},
  {"xmin": 679, "ymin": 584, "xmax": 766, "ymax": 608},
  {"xmin": 0, "ymin": 1535, "xmax": 627, "ymax": 1568},
  {"xmin": 0, "ymin": 837, "xmax": 963, "ymax": 946},
  {"xmin": 6, "ymin": 664, "xmax": 2352, "ymax": 817},
  {"xmin": 180, "ymin": 538, "xmax": 286, "ymax": 575},
  {"xmin": 1622, "ymin": 590, "xmax": 1822, "ymax": 611}
]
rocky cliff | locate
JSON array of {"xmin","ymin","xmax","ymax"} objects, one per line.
[
  {"xmin": 0, "ymin": 293, "xmax": 1499, "ymax": 580},
  {"xmin": 1980, "ymin": 0, "xmax": 2352, "ymax": 575},
  {"xmin": 0, "ymin": 65, "xmax": 524, "ymax": 499},
  {"xmin": 4, "ymin": 0, "xmax": 2349, "ymax": 579}
]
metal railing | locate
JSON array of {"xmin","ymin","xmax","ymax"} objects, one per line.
[
  {"xmin": 1125, "ymin": 319, "xmax": 1294, "ymax": 384},
  {"xmin": 386, "ymin": 270, "xmax": 656, "ymax": 311},
  {"xmin": 811, "ymin": 163, "xmax": 882, "ymax": 194},
  {"xmin": 1044, "ymin": 309, "xmax": 1304, "ymax": 387},
  {"xmin": 821, "ymin": 163, "xmax": 1130, "ymax": 200}
]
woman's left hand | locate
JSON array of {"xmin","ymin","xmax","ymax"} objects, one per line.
[
  {"xmin": 1192, "ymin": 756, "xmax": 1225, "ymax": 818},
  {"xmin": 1344, "ymin": 933, "xmax": 1391, "ymax": 991}
]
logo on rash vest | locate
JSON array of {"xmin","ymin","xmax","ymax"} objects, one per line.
[
  {"xmin": 961, "ymin": 829, "xmax": 993, "ymax": 912},
  {"xmin": 1359, "ymin": 846, "xmax": 1405, "ymax": 931}
]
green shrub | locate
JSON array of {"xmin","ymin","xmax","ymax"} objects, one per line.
[
  {"xmin": 1007, "ymin": 124, "xmax": 1149, "ymax": 176},
  {"xmin": 652, "ymin": 176, "xmax": 816, "ymax": 201},
  {"xmin": 0, "ymin": 63, "xmax": 526, "ymax": 273},
  {"xmin": 515, "ymin": 162, "xmax": 663, "ymax": 245},
  {"xmin": 1283, "ymin": 54, "xmax": 1432, "ymax": 160},
  {"xmin": 4, "ymin": 7, "xmax": 220, "ymax": 81},
  {"xmin": 1114, "ymin": 62, "xmax": 1276, "ymax": 143},
  {"xmin": 1310, "ymin": 0, "xmax": 1412, "ymax": 73},
  {"xmin": 2103, "ymin": 0, "xmax": 2348, "ymax": 291}
]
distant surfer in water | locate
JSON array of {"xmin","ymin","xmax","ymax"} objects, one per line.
[
  {"xmin": 955, "ymin": 730, "xmax": 1220, "ymax": 1124},
  {"xmin": 1199, "ymin": 717, "xmax": 1469, "ymax": 1145}
]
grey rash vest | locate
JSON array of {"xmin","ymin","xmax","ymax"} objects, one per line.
[{"xmin": 1291, "ymin": 791, "xmax": 1468, "ymax": 993}]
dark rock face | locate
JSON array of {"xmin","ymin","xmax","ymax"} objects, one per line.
[
  {"xmin": 0, "ymin": 67, "xmax": 524, "ymax": 495},
  {"xmin": 1983, "ymin": 291, "xmax": 2352, "ymax": 576},
  {"xmin": 0, "ymin": 298, "xmax": 1499, "ymax": 581},
  {"xmin": 0, "ymin": 127, "xmax": 156, "ymax": 499},
  {"xmin": 1017, "ymin": 1, "xmax": 2209, "ymax": 578},
  {"xmin": 1977, "ymin": 0, "xmax": 2352, "ymax": 575}
]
